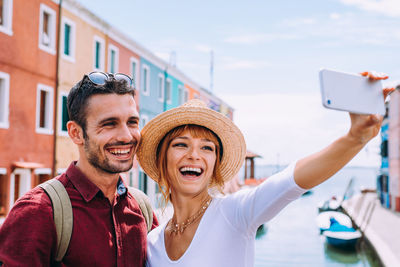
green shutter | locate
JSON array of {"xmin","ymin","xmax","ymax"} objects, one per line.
[
  {"xmin": 64, "ymin": 24, "xmax": 70, "ymax": 56},
  {"xmin": 95, "ymin": 42, "xmax": 100, "ymax": 69},
  {"xmin": 110, "ymin": 50, "xmax": 115, "ymax": 73},
  {"xmin": 62, "ymin": 96, "xmax": 69, "ymax": 132}
]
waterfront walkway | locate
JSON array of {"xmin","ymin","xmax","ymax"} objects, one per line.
[{"xmin": 342, "ymin": 192, "xmax": 400, "ymax": 267}]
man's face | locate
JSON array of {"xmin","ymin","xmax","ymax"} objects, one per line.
[{"xmin": 82, "ymin": 93, "xmax": 140, "ymax": 174}]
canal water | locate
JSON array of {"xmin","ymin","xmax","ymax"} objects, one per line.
[{"xmin": 252, "ymin": 165, "xmax": 383, "ymax": 267}]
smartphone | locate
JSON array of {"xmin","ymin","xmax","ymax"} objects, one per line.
[{"xmin": 319, "ymin": 69, "xmax": 385, "ymax": 115}]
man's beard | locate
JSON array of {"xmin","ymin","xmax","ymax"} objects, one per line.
[{"xmin": 84, "ymin": 135, "xmax": 135, "ymax": 174}]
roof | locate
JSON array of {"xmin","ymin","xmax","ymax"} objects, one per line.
[
  {"xmin": 246, "ymin": 150, "xmax": 262, "ymax": 159},
  {"xmin": 12, "ymin": 161, "xmax": 44, "ymax": 169}
]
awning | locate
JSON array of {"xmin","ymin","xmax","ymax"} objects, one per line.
[
  {"xmin": 246, "ymin": 150, "xmax": 262, "ymax": 159},
  {"xmin": 12, "ymin": 161, "xmax": 45, "ymax": 170}
]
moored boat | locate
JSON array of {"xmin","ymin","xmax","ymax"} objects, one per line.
[
  {"xmin": 316, "ymin": 211, "xmax": 352, "ymax": 233},
  {"xmin": 323, "ymin": 230, "xmax": 362, "ymax": 249}
]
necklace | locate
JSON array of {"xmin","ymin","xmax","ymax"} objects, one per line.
[{"xmin": 169, "ymin": 197, "xmax": 212, "ymax": 234}]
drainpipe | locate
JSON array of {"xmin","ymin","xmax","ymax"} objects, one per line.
[
  {"xmin": 52, "ymin": 0, "xmax": 63, "ymax": 178},
  {"xmin": 163, "ymin": 67, "xmax": 168, "ymax": 112}
]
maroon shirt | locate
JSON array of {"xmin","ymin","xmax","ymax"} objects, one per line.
[{"xmin": 0, "ymin": 162, "xmax": 158, "ymax": 267}]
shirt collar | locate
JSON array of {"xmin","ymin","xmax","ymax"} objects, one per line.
[
  {"xmin": 116, "ymin": 178, "xmax": 127, "ymax": 196},
  {"xmin": 66, "ymin": 161, "xmax": 128, "ymax": 202}
]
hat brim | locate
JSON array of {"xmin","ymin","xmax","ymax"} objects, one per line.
[{"xmin": 136, "ymin": 103, "xmax": 246, "ymax": 183}]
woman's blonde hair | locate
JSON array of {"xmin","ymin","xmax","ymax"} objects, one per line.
[{"xmin": 156, "ymin": 124, "xmax": 224, "ymax": 204}]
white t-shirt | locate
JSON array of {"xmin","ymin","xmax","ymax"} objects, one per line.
[{"xmin": 146, "ymin": 162, "xmax": 306, "ymax": 267}]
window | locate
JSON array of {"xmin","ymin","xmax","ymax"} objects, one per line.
[
  {"xmin": 184, "ymin": 89, "xmax": 189, "ymax": 103},
  {"xmin": 166, "ymin": 79, "xmax": 172, "ymax": 104},
  {"xmin": 39, "ymin": 4, "xmax": 56, "ymax": 54},
  {"xmin": 0, "ymin": 0, "xmax": 13, "ymax": 36},
  {"xmin": 0, "ymin": 169, "xmax": 7, "ymax": 215},
  {"xmin": 93, "ymin": 36, "xmax": 105, "ymax": 71},
  {"xmin": 128, "ymin": 170, "xmax": 134, "ymax": 187},
  {"xmin": 108, "ymin": 44, "xmax": 119, "ymax": 73},
  {"xmin": 139, "ymin": 171, "xmax": 147, "ymax": 194},
  {"xmin": 61, "ymin": 17, "xmax": 76, "ymax": 62},
  {"xmin": 58, "ymin": 92, "xmax": 69, "ymax": 135},
  {"xmin": 36, "ymin": 84, "xmax": 54, "ymax": 134},
  {"xmin": 9, "ymin": 169, "xmax": 30, "ymax": 209},
  {"xmin": 142, "ymin": 65, "xmax": 150, "ymax": 96},
  {"xmin": 178, "ymin": 85, "xmax": 184, "ymax": 105},
  {"xmin": 130, "ymin": 57, "xmax": 139, "ymax": 90},
  {"xmin": 0, "ymin": 71, "xmax": 10, "ymax": 129},
  {"xmin": 140, "ymin": 115, "xmax": 148, "ymax": 129},
  {"xmin": 34, "ymin": 168, "xmax": 51, "ymax": 186},
  {"xmin": 157, "ymin": 74, "xmax": 164, "ymax": 101}
]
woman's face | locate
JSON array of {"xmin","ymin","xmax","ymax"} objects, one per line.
[{"xmin": 166, "ymin": 130, "xmax": 217, "ymax": 197}]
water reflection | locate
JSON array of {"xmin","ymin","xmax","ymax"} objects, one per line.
[
  {"xmin": 253, "ymin": 167, "xmax": 382, "ymax": 266},
  {"xmin": 324, "ymin": 242, "xmax": 360, "ymax": 264}
]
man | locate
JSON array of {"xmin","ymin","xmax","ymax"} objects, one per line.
[{"xmin": 0, "ymin": 72, "xmax": 158, "ymax": 266}]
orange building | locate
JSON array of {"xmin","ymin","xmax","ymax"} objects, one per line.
[
  {"xmin": 55, "ymin": 1, "xmax": 110, "ymax": 173},
  {"xmin": 185, "ymin": 84, "xmax": 200, "ymax": 100},
  {"xmin": 55, "ymin": 1, "xmax": 144, "ymax": 187},
  {"xmin": 0, "ymin": 0, "xmax": 59, "ymax": 216},
  {"xmin": 0, "ymin": 0, "xmax": 237, "ymax": 218}
]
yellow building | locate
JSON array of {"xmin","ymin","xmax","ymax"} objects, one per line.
[{"xmin": 55, "ymin": 0, "xmax": 110, "ymax": 173}]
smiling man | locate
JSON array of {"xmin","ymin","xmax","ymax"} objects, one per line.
[{"xmin": 0, "ymin": 72, "xmax": 158, "ymax": 266}]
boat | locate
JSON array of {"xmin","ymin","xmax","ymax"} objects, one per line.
[
  {"xmin": 323, "ymin": 230, "xmax": 362, "ymax": 249},
  {"xmin": 317, "ymin": 196, "xmax": 341, "ymax": 212},
  {"xmin": 316, "ymin": 211, "xmax": 352, "ymax": 233},
  {"xmin": 318, "ymin": 178, "xmax": 354, "ymax": 213},
  {"xmin": 319, "ymin": 213, "xmax": 362, "ymax": 249}
]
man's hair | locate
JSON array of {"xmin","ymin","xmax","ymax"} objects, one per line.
[{"xmin": 67, "ymin": 75, "xmax": 136, "ymax": 135}]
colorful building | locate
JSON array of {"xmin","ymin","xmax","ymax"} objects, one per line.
[
  {"xmin": 0, "ymin": 0, "xmax": 59, "ymax": 216},
  {"xmin": 185, "ymin": 83, "xmax": 200, "ymax": 100},
  {"xmin": 0, "ymin": 0, "xmax": 236, "ymax": 217},
  {"xmin": 378, "ymin": 103, "xmax": 389, "ymax": 207},
  {"xmin": 56, "ymin": 0, "xmax": 110, "ymax": 174},
  {"xmin": 387, "ymin": 90, "xmax": 400, "ymax": 211}
]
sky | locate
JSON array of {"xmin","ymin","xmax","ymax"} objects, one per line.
[{"xmin": 76, "ymin": 0, "xmax": 400, "ymax": 167}]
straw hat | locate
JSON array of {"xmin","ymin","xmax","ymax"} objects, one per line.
[{"xmin": 136, "ymin": 99, "xmax": 246, "ymax": 183}]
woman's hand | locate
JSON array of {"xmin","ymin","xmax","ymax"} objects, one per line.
[
  {"xmin": 360, "ymin": 70, "xmax": 395, "ymax": 98},
  {"xmin": 294, "ymin": 70, "xmax": 394, "ymax": 189},
  {"xmin": 347, "ymin": 113, "xmax": 382, "ymax": 145},
  {"xmin": 347, "ymin": 71, "xmax": 394, "ymax": 145}
]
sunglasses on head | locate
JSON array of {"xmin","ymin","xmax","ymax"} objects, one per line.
[{"xmin": 87, "ymin": 71, "xmax": 134, "ymax": 88}]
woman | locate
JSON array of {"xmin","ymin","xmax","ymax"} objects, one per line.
[{"xmin": 137, "ymin": 72, "xmax": 391, "ymax": 267}]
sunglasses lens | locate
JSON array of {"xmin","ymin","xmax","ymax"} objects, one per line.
[
  {"xmin": 88, "ymin": 72, "xmax": 108, "ymax": 85},
  {"xmin": 115, "ymin": 74, "xmax": 133, "ymax": 87}
]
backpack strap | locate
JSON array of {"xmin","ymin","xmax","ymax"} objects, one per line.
[
  {"xmin": 39, "ymin": 179, "xmax": 73, "ymax": 262},
  {"xmin": 128, "ymin": 187, "xmax": 153, "ymax": 233}
]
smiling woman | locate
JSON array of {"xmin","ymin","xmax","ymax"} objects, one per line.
[
  {"xmin": 137, "ymin": 74, "xmax": 387, "ymax": 266},
  {"xmin": 156, "ymin": 124, "xmax": 223, "ymax": 202}
]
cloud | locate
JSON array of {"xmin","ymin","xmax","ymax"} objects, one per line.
[
  {"xmin": 339, "ymin": 0, "xmax": 400, "ymax": 17},
  {"xmin": 330, "ymin": 13, "xmax": 342, "ymax": 19},
  {"xmin": 220, "ymin": 60, "xmax": 271, "ymax": 70},
  {"xmin": 194, "ymin": 44, "xmax": 212, "ymax": 53},
  {"xmin": 218, "ymin": 92, "xmax": 381, "ymax": 167},
  {"xmin": 224, "ymin": 33, "xmax": 299, "ymax": 45},
  {"xmin": 154, "ymin": 51, "xmax": 170, "ymax": 62},
  {"xmin": 224, "ymin": 13, "xmax": 400, "ymax": 48},
  {"xmin": 282, "ymin": 17, "xmax": 317, "ymax": 27}
]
